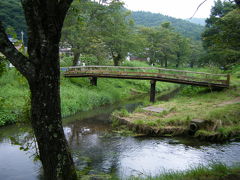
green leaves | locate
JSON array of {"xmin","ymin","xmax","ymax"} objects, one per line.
[
  {"xmin": 62, "ymin": 0, "xmax": 137, "ymax": 66},
  {"xmin": 0, "ymin": 56, "xmax": 6, "ymax": 77},
  {"xmin": 202, "ymin": 1, "xmax": 240, "ymax": 67},
  {"xmin": 137, "ymin": 22, "xmax": 190, "ymax": 67}
]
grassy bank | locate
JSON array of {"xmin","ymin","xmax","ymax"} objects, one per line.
[
  {"xmin": 113, "ymin": 66, "xmax": 240, "ymax": 141},
  {"xmin": 77, "ymin": 164, "xmax": 240, "ymax": 180},
  {"xmin": 129, "ymin": 164, "xmax": 240, "ymax": 180},
  {"xmin": 0, "ymin": 61, "xmax": 176, "ymax": 126}
]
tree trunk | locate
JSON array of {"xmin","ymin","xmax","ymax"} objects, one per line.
[
  {"xmin": 165, "ymin": 58, "xmax": 168, "ymax": 67},
  {"xmin": 73, "ymin": 51, "xmax": 80, "ymax": 66},
  {"xmin": 160, "ymin": 59, "xmax": 163, "ymax": 67},
  {"xmin": 29, "ymin": 48, "xmax": 77, "ymax": 180},
  {"xmin": 176, "ymin": 54, "xmax": 180, "ymax": 68},
  {"xmin": 0, "ymin": 1, "xmax": 78, "ymax": 179},
  {"xmin": 176, "ymin": 60, "xmax": 180, "ymax": 68},
  {"xmin": 190, "ymin": 61, "xmax": 194, "ymax": 68},
  {"xmin": 113, "ymin": 54, "xmax": 121, "ymax": 66},
  {"xmin": 113, "ymin": 57, "xmax": 119, "ymax": 66}
]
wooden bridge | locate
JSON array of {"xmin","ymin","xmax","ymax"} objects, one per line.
[{"xmin": 64, "ymin": 66, "xmax": 230, "ymax": 102}]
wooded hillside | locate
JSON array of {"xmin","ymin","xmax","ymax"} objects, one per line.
[
  {"xmin": 0, "ymin": 0, "xmax": 27, "ymax": 36},
  {"xmin": 0, "ymin": 0, "xmax": 204, "ymax": 41},
  {"xmin": 131, "ymin": 11, "xmax": 204, "ymax": 40}
]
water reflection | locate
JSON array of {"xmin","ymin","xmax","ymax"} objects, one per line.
[
  {"xmin": 0, "ymin": 90, "xmax": 240, "ymax": 179},
  {"xmin": 64, "ymin": 117, "xmax": 240, "ymax": 178},
  {"xmin": 0, "ymin": 140, "xmax": 40, "ymax": 180}
]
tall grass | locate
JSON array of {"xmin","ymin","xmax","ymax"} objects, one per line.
[
  {"xmin": 118, "ymin": 64, "xmax": 240, "ymax": 139},
  {"xmin": 61, "ymin": 75, "xmax": 175, "ymax": 117},
  {"xmin": 129, "ymin": 163, "xmax": 240, "ymax": 180},
  {"xmin": 0, "ymin": 62, "xmax": 177, "ymax": 126},
  {"xmin": 77, "ymin": 163, "xmax": 240, "ymax": 180},
  {"xmin": 0, "ymin": 69, "xmax": 29, "ymax": 126}
]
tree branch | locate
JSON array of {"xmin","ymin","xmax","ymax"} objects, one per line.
[
  {"xmin": 58, "ymin": 0, "xmax": 74, "ymax": 22},
  {"xmin": 190, "ymin": 0, "xmax": 208, "ymax": 19},
  {"xmin": 0, "ymin": 21, "xmax": 35, "ymax": 80}
]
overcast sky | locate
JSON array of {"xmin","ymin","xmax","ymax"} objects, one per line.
[{"xmin": 123, "ymin": 0, "xmax": 215, "ymax": 19}]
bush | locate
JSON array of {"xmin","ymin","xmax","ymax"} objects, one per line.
[
  {"xmin": 178, "ymin": 86, "xmax": 207, "ymax": 97},
  {"xmin": 60, "ymin": 55, "xmax": 73, "ymax": 67},
  {"xmin": 0, "ymin": 56, "xmax": 7, "ymax": 77},
  {"xmin": 80, "ymin": 54, "xmax": 99, "ymax": 65},
  {"xmin": 0, "ymin": 110, "xmax": 17, "ymax": 126},
  {"xmin": 122, "ymin": 60, "xmax": 150, "ymax": 67}
]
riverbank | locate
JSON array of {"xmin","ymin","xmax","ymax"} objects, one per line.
[
  {"xmin": 1, "ymin": 84, "xmax": 240, "ymax": 180},
  {"xmin": 130, "ymin": 164, "xmax": 240, "ymax": 180},
  {"xmin": 0, "ymin": 61, "xmax": 177, "ymax": 126},
  {"xmin": 113, "ymin": 68, "xmax": 240, "ymax": 141},
  {"xmin": 77, "ymin": 163, "xmax": 240, "ymax": 180}
]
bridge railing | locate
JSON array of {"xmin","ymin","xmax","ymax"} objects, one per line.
[{"xmin": 64, "ymin": 66, "xmax": 230, "ymax": 86}]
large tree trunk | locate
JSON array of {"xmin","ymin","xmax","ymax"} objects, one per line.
[
  {"xmin": 0, "ymin": 1, "xmax": 78, "ymax": 178},
  {"xmin": 28, "ymin": 45, "xmax": 77, "ymax": 180},
  {"xmin": 30, "ymin": 79, "xmax": 76, "ymax": 180}
]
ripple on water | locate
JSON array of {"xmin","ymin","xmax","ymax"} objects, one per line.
[{"xmin": 1, "ymin": 94, "xmax": 240, "ymax": 179}]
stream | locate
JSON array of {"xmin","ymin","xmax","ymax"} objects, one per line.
[{"xmin": 0, "ymin": 90, "xmax": 240, "ymax": 180}]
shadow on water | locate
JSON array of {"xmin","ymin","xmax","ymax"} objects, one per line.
[
  {"xmin": 63, "ymin": 87, "xmax": 180, "ymax": 126},
  {"xmin": 63, "ymin": 88, "xmax": 240, "ymax": 178},
  {"xmin": 1, "ymin": 88, "xmax": 240, "ymax": 179}
]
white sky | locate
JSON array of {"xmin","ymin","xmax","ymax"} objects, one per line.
[{"xmin": 123, "ymin": 0, "xmax": 215, "ymax": 19}]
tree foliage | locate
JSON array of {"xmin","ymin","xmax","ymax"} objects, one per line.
[
  {"xmin": 131, "ymin": 11, "xmax": 204, "ymax": 40},
  {"xmin": 0, "ymin": 56, "xmax": 6, "ymax": 77},
  {"xmin": 62, "ymin": 0, "xmax": 137, "ymax": 66},
  {"xmin": 99, "ymin": 1, "xmax": 136, "ymax": 66},
  {"xmin": 137, "ymin": 22, "xmax": 190, "ymax": 67},
  {"xmin": 0, "ymin": 0, "xmax": 27, "ymax": 40},
  {"xmin": 202, "ymin": 0, "xmax": 240, "ymax": 67},
  {"xmin": 0, "ymin": 0, "xmax": 78, "ymax": 179},
  {"xmin": 62, "ymin": 0, "xmax": 107, "ymax": 65}
]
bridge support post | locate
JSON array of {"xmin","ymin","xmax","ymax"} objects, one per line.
[
  {"xmin": 90, "ymin": 77, "xmax": 97, "ymax": 86},
  {"xmin": 150, "ymin": 80, "xmax": 156, "ymax": 103}
]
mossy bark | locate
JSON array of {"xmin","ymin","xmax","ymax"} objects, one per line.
[{"xmin": 0, "ymin": 1, "xmax": 78, "ymax": 179}]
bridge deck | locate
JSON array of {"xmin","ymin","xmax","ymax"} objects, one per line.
[{"xmin": 64, "ymin": 66, "xmax": 230, "ymax": 88}]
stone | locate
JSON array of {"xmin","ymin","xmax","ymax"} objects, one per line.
[{"xmin": 143, "ymin": 106, "xmax": 165, "ymax": 113}]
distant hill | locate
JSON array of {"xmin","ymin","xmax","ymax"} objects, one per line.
[
  {"xmin": 0, "ymin": 0, "xmax": 27, "ymax": 36},
  {"xmin": 131, "ymin": 11, "xmax": 205, "ymax": 40},
  {"xmin": 0, "ymin": 0, "xmax": 204, "ymax": 41},
  {"xmin": 186, "ymin": 18, "xmax": 206, "ymax": 26}
]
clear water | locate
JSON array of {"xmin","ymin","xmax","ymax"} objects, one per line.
[
  {"xmin": 64, "ymin": 110, "xmax": 240, "ymax": 179},
  {"xmin": 0, "ymin": 92, "xmax": 240, "ymax": 179}
]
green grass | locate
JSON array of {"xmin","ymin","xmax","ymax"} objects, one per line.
[
  {"xmin": 0, "ymin": 70, "xmax": 29, "ymax": 126},
  {"xmin": 125, "ymin": 87, "xmax": 240, "ymax": 137},
  {"xmin": 112, "ymin": 109, "xmax": 130, "ymax": 118},
  {"xmin": 118, "ymin": 65, "xmax": 240, "ymax": 138},
  {"xmin": 129, "ymin": 163, "xmax": 240, "ymax": 180},
  {"xmin": 0, "ymin": 61, "xmax": 176, "ymax": 126},
  {"xmin": 60, "ymin": 75, "xmax": 175, "ymax": 117},
  {"xmin": 76, "ymin": 163, "xmax": 240, "ymax": 180}
]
